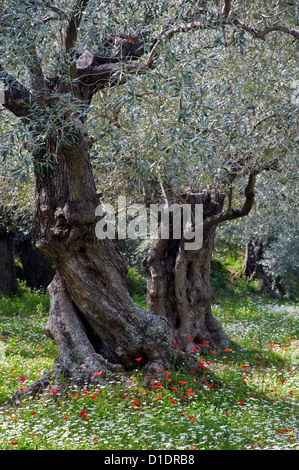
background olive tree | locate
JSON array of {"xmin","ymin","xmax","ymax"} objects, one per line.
[{"xmin": 0, "ymin": 0, "xmax": 298, "ymax": 402}]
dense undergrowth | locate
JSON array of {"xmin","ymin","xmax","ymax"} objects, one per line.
[{"xmin": 0, "ymin": 254, "xmax": 298, "ymax": 450}]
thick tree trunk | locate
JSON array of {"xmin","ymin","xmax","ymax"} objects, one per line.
[
  {"xmin": 11, "ymin": 126, "xmax": 182, "ymax": 404},
  {"xmin": 0, "ymin": 228, "xmax": 18, "ymax": 295},
  {"xmin": 142, "ymin": 189, "xmax": 231, "ymax": 354}
]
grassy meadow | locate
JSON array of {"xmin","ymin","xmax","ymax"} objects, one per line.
[{"xmin": 0, "ymin": 258, "xmax": 298, "ymax": 451}]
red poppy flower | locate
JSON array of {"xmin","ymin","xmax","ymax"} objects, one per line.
[
  {"xmin": 203, "ymin": 341, "xmax": 209, "ymax": 344},
  {"xmin": 135, "ymin": 357, "xmax": 142, "ymax": 361},
  {"xmin": 93, "ymin": 371, "xmax": 102, "ymax": 376},
  {"xmin": 30, "ymin": 411, "xmax": 37, "ymax": 415},
  {"xmin": 196, "ymin": 343, "xmax": 202, "ymax": 347},
  {"xmin": 224, "ymin": 348, "xmax": 232, "ymax": 351},
  {"xmin": 51, "ymin": 389, "xmax": 58, "ymax": 393},
  {"xmin": 173, "ymin": 343, "xmax": 179, "ymax": 347},
  {"xmin": 188, "ymin": 337, "xmax": 193, "ymax": 341},
  {"xmin": 164, "ymin": 371, "xmax": 171, "ymax": 375},
  {"xmin": 10, "ymin": 441, "xmax": 18, "ymax": 445}
]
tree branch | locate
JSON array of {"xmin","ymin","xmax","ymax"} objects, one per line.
[
  {"xmin": 203, "ymin": 170, "xmax": 258, "ymax": 231},
  {"xmin": 233, "ymin": 18, "xmax": 299, "ymax": 40},
  {"xmin": 248, "ymin": 114, "xmax": 276, "ymax": 136},
  {"xmin": 165, "ymin": 21, "xmax": 211, "ymax": 41},
  {"xmin": 72, "ymin": 3, "xmax": 298, "ymax": 101}
]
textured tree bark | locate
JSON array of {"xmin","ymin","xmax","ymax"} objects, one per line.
[
  {"xmin": 0, "ymin": 228, "xmax": 18, "ymax": 295},
  {"xmin": 142, "ymin": 189, "xmax": 231, "ymax": 353}
]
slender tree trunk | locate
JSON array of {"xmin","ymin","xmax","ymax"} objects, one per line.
[
  {"xmin": 0, "ymin": 228, "xmax": 18, "ymax": 295},
  {"xmin": 142, "ymin": 189, "xmax": 231, "ymax": 354}
]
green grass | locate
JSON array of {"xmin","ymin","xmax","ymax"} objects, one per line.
[
  {"xmin": 0, "ymin": 281, "xmax": 298, "ymax": 450},
  {"xmin": 211, "ymin": 252, "xmax": 261, "ymax": 301}
]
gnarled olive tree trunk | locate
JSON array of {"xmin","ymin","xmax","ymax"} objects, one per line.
[{"xmin": 142, "ymin": 189, "xmax": 231, "ymax": 354}]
